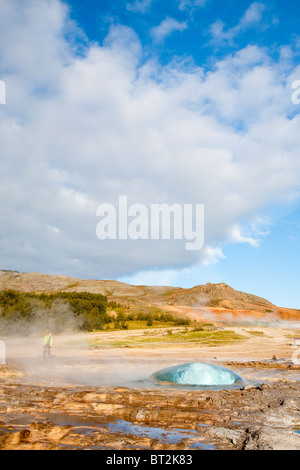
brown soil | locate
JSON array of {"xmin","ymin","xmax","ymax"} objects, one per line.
[
  {"xmin": 0, "ymin": 324, "xmax": 300, "ymax": 450},
  {"xmin": 1, "ymin": 270, "xmax": 299, "ymax": 322}
]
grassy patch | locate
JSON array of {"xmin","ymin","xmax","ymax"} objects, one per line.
[
  {"xmin": 90, "ymin": 327, "xmax": 246, "ymax": 349},
  {"xmin": 105, "ymin": 320, "xmax": 183, "ymax": 331},
  {"xmin": 247, "ymin": 330, "xmax": 266, "ymax": 336}
]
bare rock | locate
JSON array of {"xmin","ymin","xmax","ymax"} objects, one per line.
[
  {"xmin": 204, "ymin": 426, "xmax": 246, "ymax": 448},
  {"xmin": 243, "ymin": 426, "xmax": 300, "ymax": 450}
]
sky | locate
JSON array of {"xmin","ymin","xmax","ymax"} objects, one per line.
[{"xmin": 0, "ymin": 0, "xmax": 300, "ymax": 308}]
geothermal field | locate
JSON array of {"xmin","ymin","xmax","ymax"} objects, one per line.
[
  {"xmin": 1, "ymin": 323, "xmax": 300, "ymax": 451},
  {"xmin": 2, "ymin": 0, "xmax": 300, "ymax": 457},
  {"xmin": 0, "ymin": 271, "xmax": 300, "ymax": 451}
]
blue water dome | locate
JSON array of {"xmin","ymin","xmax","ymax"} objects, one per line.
[{"xmin": 151, "ymin": 362, "xmax": 245, "ymax": 389}]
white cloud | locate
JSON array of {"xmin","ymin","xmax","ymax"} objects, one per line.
[
  {"xmin": 126, "ymin": 0, "xmax": 152, "ymax": 13},
  {"xmin": 118, "ymin": 268, "xmax": 183, "ymax": 287},
  {"xmin": 47, "ymin": 225, "xmax": 61, "ymax": 234},
  {"xmin": 229, "ymin": 225, "xmax": 260, "ymax": 247},
  {"xmin": 240, "ymin": 2, "xmax": 266, "ymax": 27},
  {"xmin": 178, "ymin": 0, "xmax": 208, "ymax": 11},
  {"xmin": 209, "ymin": 2, "xmax": 266, "ymax": 46},
  {"xmin": 0, "ymin": 0, "xmax": 300, "ymax": 281},
  {"xmin": 151, "ymin": 17, "xmax": 188, "ymax": 43},
  {"xmin": 200, "ymin": 246, "xmax": 226, "ymax": 266}
]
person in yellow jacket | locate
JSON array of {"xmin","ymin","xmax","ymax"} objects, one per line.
[{"xmin": 43, "ymin": 331, "xmax": 53, "ymax": 358}]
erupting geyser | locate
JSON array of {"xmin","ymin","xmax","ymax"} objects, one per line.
[{"xmin": 152, "ymin": 362, "xmax": 245, "ymax": 389}]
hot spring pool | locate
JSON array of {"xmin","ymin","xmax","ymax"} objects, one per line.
[{"xmin": 151, "ymin": 362, "xmax": 246, "ymax": 390}]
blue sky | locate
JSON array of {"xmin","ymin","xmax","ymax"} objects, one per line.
[
  {"xmin": 0, "ymin": 0, "xmax": 300, "ymax": 308},
  {"xmin": 65, "ymin": 0, "xmax": 300, "ymax": 63}
]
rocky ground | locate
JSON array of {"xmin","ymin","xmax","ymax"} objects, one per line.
[
  {"xmin": 0, "ymin": 365, "xmax": 299, "ymax": 450},
  {"xmin": 0, "ymin": 325, "xmax": 300, "ymax": 450}
]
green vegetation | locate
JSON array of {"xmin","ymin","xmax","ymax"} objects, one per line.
[
  {"xmin": 0, "ymin": 290, "xmax": 247, "ymax": 351},
  {"xmin": 110, "ymin": 304, "xmax": 191, "ymax": 325},
  {"xmin": 107, "ymin": 303, "xmax": 191, "ymax": 331},
  {"xmin": 0, "ymin": 290, "xmax": 244, "ymax": 349},
  {"xmin": 0, "ymin": 290, "xmax": 108, "ymax": 335},
  {"xmin": 105, "ymin": 319, "xmax": 190, "ymax": 331},
  {"xmin": 247, "ymin": 330, "xmax": 266, "ymax": 336},
  {"xmin": 95, "ymin": 327, "xmax": 246, "ymax": 349},
  {"xmin": 0, "ymin": 291, "xmax": 191, "ymax": 336}
]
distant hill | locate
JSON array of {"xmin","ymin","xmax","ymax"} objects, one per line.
[{"xmin": 0, "ymin": 270, "xmax": 299, "ymax": 321}]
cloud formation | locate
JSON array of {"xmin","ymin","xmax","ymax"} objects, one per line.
[
  {"xmin": 178, "ymin": 0, "xmax": 208, "ymax": 11},
  {"xmin": 151, "ymin": 17, "xmax": 188, "ymax": 43},
  {"xmin": 0, "ymin": 0, "xmax": 300, "ymax": 282},
  {"xmin": 126, "ymin": 0, "xmax": 152, "ymax": 13},
  {"xmin": 209, "ymin": 2, "xmax": 266, "ymax": 46}
]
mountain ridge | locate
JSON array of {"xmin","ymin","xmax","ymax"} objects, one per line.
[
  {"xmin": 0, "ymin": 269, "xmax": 277, "ymax": 307},
  {"xmin": 1, "ymin": 269, "xmax": 299, "ymax": 321}
]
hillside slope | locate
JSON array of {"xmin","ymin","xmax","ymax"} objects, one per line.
[{"xmin": 1, "ymin": 270, "xmax": 299, "ymax": 321}]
